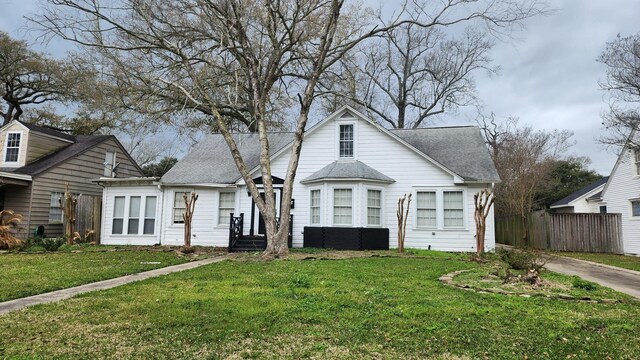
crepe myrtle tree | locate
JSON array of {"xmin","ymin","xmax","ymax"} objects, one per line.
[{"xmin": 36, "ymin": 0, "xmax": 547, "ymax": 258}]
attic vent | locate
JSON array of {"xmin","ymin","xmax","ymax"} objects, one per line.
[{"xmin": 340, "ymin": 111, "xmax": 354, "ymax": 118}]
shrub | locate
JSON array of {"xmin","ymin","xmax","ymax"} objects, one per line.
[
  {"xmin": 497, "ymin": 248, "xmax": 545, "ymax": 272},
  {"xmin": 0, "ymin": 209, "xmax": 24, "ymax": 250},
  {"xmin": 572, "ymin": 277, "xmax": 598, "ymax": 291},
  {"xmin": 41, "ymin": 237, "xmax": 66, "ymax": 252}
]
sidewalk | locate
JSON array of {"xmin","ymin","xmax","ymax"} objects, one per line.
[{"xmin": 0, "ymin": 256, "xmax": 228, "ymax": 315}]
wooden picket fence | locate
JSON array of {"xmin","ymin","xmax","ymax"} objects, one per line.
[
  {"xmin": 75, "ymin": 195, "xmax": 102, "ymax": 244},
  {"xmin": 496, "ymin": 211, "xmax": 623, "ymax": 254}
]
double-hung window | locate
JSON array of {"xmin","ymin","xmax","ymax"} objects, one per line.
[
  {"xmin": 367, "ymin": 189, "xmax": 382, "ymax": 226},
  {"xmin": 333, "ymin": 188, "xmax": 352, "ymax": 225},
  {"xmin": 310, "ymin": 189, "xmax": 321, "ymax": 225},
  {"xmin": 5, "ymin": 132, "xmax": 20, "ymax": 163},
  {"xmin": 112, "ymin": 196, "xmax": 125, "ymax": 234},
  {"xmin": 49, "ymin": 192, "xmax": 64, "ymax": 224},
  {"xmin": 635, "ymin": 149, "xmax": 640, "ymax": 176},
  {"xmin": 218, "ymin": 192, "xmax": 236, "ymax": 225},
  {"xmin": 104, "ymin": 151, "xmax": 116, "ymax": 177},
  {"xmin": 173, "ymin": 192, "xmax": 186, "ymax": 224},
  {"xmin": 144, "ymin": 196, "xmax": 157, "ymax": 234},
  {"xmin": 339, "ymin": 124, "xmax": 354, "ymax": 158},
  {"xmin": 127, "ymin": 196, "xmax": 141, "ymax": 234},
  {"xmin": 632, "ymin": 200, "xmax": 640, "ymax": 217},
  {"xmin": 416, "ymin": 191, "xmax": 437, "ymax": 227},
  {"xmin": 443, "ymin": 191, "xmax": 464, "ymax": 228}
]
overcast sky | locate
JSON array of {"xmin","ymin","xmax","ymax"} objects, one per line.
[{"xmin": 1, "ymin": 0, "xmax": 638, "ymax": 174}]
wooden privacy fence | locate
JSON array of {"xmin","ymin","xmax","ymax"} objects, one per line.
[
  {"xmin": 496, "ymin": 212, "xmax": 623, "ymax": 254},
  {"xmin": 75, "ymin": 195, "xmax": 102, "ymax": 243}
]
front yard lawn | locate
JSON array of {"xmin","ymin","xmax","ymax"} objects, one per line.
[
  {"xmin": 553, "ymin": 252, "xmax": 640, "ymax": 272},
  {"xmin": 0, "ymin": 247, "xmax": 194, "ymax": 302},
  {"xmin": 1, "ymin": 252, "xmax": 639, "ymax": 359}
]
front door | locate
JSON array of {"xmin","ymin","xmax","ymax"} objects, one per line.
[{"xmin": 255, "ymin": 190, "xmax": 281, "ymax": 235}]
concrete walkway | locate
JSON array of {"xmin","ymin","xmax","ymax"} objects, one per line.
[
  {"xmin": 0, "ymin": 256, "xmax": 228, "ymax": 316},
  {"xmin": 543, "ymin": 255, "xmax": 640, "ymax": 299}
]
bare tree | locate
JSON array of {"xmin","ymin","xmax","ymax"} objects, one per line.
[
  {"xmin": 36, "ymin": 0, "xmax": 547, "ymax": 258},
  {"xmin": 342, "ymin": 25, "xmax": 494, "ymax": 128},
  {"xmin": 473, "ymin": 189, "xmax": 494, "ymax": 255},
  {"xmin": 479, "ymin": 114, "xmax": 573, "ymax": 245},
  {"xmin": 598, "ymin": 32, "xmax": 640, "ymax": 149},
  {"xmin": 183, "ymin": 192, "xmax": 198, "ymax": 249}
]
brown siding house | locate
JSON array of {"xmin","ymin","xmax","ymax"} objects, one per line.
[{"xmin": 0, "ymin": 120, "xmax": 143, "ymax": 239}]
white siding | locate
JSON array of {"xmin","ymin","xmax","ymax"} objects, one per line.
[
  {"xmin": 160, "ymin": 187, "xmax": 238, "ymax": 247},
  {"xmin": 101, "ymin": 185, "xmax": 163, "ymax": 245},
  {"xmin": 602, "ymin": 148, "xmax": 640, "ymax": 255},
  {"xmin": 248, "ymin": 114, "xmax": 495, "ymax": 252}
]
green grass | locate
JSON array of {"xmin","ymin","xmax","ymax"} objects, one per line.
[
  {"xmin": 0, "ymin": 248, "xmax": 190, "ymax": 301},
  {"xmin": 554, "ymin": 252, "xmax": 640, "ymax": 272},
  {"xmin": 1, "ymin": 255, "xmax": 639, "ymax": 359}
]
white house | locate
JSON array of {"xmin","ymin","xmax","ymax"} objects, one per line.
[
  {"xmin": 600, "ymin": 137, "xmax": 640, "ymax": 256},
  {"xmin": 549, "ymin": 177, "xmax": 608, "ymax": 213},
  {"xmin": 95, "ymin": 106, "xmax": 500, "ymax": 252}
]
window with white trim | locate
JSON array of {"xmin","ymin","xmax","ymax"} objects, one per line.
[
  {"xmin": 339, "ymin": 124, "xmax": 354, "ymax": 158},
  {"xmin": 144, "ymin": 196, "xmax": 157, "ymax": 235},
  {"xmin": 112, "ymin": 196, "xmax": 125, "ymax": 234},
  {"xmin": 443, "ymin": 191, "xmax": 464, "ymax": 227},
  {"xmin": 173, "ymin": 192, "xmax": 186, "ymax": 224},
  {"xmin": 635, "ymin": 149, "xmax": 640, "ymax": 176},
  {"xmin": 127, "ymin": 196, "xmax": 141, "ymax": 235},
  {"xmin": 416, "ymin": 191, "xmax": 436, "ymax": 227},
  {"xmin": 104, "ymin": 151, "xmax": 116, "ymax": 177},
  {"xmin": 218, "ymin": 192, "xmax": 236, "ymax": 225},
  {"xmin": 49, "ymin": 192, "xmax": 64, "ymax": 224},
  {"xmin": 367, "ymin": 189, "xmax": 382, "ymax": 226},
  {"xmin": 333, "ymin": 188, "xmax": 352, "ymax": 225},
  {"xmin": 632, "ymin": 200, "xmax": 640, "ymax": 217},
  {"xmin": 310, "ymin": 189, "xmax": 321, "ymax": 225},
  {"xmin": 5, "ymin": 132, "xmax": 20, "ymax": 163}
]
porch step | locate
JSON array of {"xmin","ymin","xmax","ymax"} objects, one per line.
[{"xmin": 231, "ymin": 237, "xmax": 266, "ymax": 252}]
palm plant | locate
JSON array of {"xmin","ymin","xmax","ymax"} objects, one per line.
[{"xmin": 0, "ymin": 209, "xmax": 23, "ymax": 250}]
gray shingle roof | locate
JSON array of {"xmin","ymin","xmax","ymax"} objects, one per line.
[
  {"xmin": 301, "ymin": 161, "xmax": 395, "ymax": 184},
  {"xmin": 162, "ymin": 124, "xmax": 500, "ymax": 185},
  {"xmin": 550, "ymin": 177, "xmax": 609, "ymax": 207},
  {"xmin": 161, "ymin": 133, "xmax": 294, "ymax": 184},
  {"xmin": 18, "ymin": 121, "xmax": 76, "ymax": 142},
  {"xmin": 390, "ymin": 126, "xmax": 500, "ymax": 182},
  {"xmin": 12, "ymin": 135, "xmax": 113, "ymax": 176}
]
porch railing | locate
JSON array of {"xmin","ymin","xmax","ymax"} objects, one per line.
[{"xmin": 228, "ymin": 213, "xmax": 244, "ymax": 249}]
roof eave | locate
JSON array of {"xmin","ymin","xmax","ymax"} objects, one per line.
[{"xmin": 300, "ymin": 177, "xmax": 396, "ymax": 185}]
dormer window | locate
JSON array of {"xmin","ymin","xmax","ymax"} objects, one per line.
[
  {"xmin": 4, "ymin": 132, "xmax": 21, "ymax": 163},
  {"xmin": 339, "ymin": 124, "xmax": 354, "ymax": 158}
]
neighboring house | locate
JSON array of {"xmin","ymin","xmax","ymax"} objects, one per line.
[
  {"xmin": 601, "ymin": 136, "xmax": 640, "ymax": 255},
  {"xmin": 0, "ymin": 120, "xmax": 143, "ymax": 239},
  {"xmin": 97, "ymin": 106, "xmax": 500, "ymax": 252},
  {"xmin": 549, "ymin": 177, "xmax": 609, "ymax": 213}
]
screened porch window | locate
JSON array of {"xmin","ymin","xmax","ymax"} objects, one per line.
[
  {"xmin": 144, "ymin": 196, "xmax": 157, "ymax": 235},
  {"xmin": 333, "ymin": 188, "xmax": 352, "ymax": 225},
  {"xmin": 112, "ymin": 196, "xmax": 125, "ymax": 234}
]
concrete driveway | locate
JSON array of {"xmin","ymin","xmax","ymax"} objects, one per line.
[{"xmin": 543, "ymin": 255, "xmax": 640, "ymax": 299}]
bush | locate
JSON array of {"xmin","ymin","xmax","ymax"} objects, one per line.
[
  {"xmin": 497, "ymin": 248, "xmax": 545, "ymax": 272},
  {"xmin": 40, "ymin": 237, "xmax": 66, "ymax": 252},
  {"xmin": 572, "ymin": 277, "xmax": 598, "ymax": 291}
]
